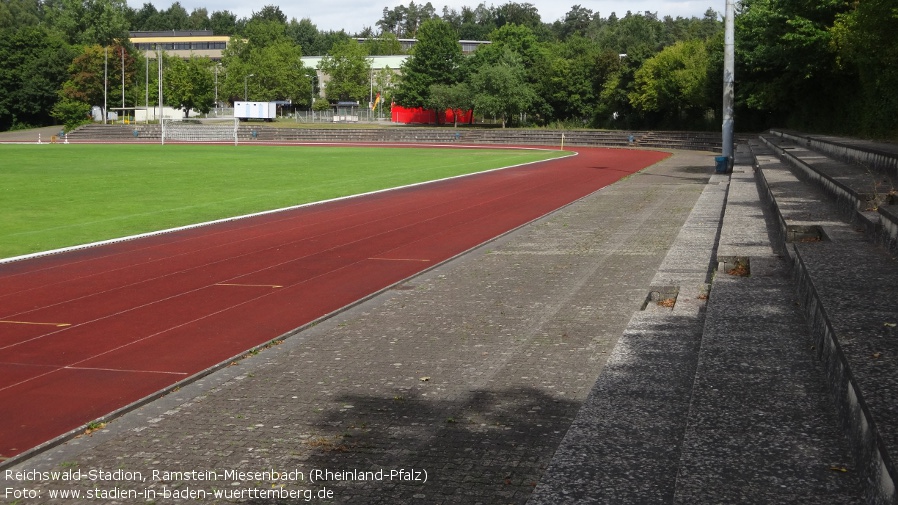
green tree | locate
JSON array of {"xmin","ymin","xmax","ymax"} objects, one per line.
[
  {"xmin": 317, "ymin": 30, "xmax": 352, "ymax": 55},
  {"xmin": 221, "ymin": 35, "xmax": 310, "ymax": 105},
  {"xmin": 0, "ymin": 26, "xmax": 76, "ymax": 130},
  {"xmin": 628, "ymin": 38, "xmax": 713, "ymax": 129},
  {"xmin": 376, "ymin": 2, "xmax": 436, "ymax": 38},
  {"xmin": 426, "ymin": 82, "xmax": 471, "ymax": 126},
  {"xmin": 243, "ymin": 18, "xmax": 289, "ymax": 47},
  {"xmin": 442, "ymin": 4, "xmax": 497, "ymax": 40},
  {"xmin": 554, "ymin": 5, "xmax": 594, "ymax": 40},
  {"xmin": 187, "ymin": 8, "xmax": 210, "ymax": 30},
  {"xmin": 736, "ymin": 0, "xmax": 849, "ymax": 130},
  {"xmin": 251, "ymin": 4, "xmax": 287, "ymax": 24},
  {"xmin": 394, "ymin": 18, "xmax": 462, "ymax": 108},
  {"xmin": 592, "ymin": 49, "xmax": 629, "ymax": 127},
  {"xmin": 495, "ymin": 2, "xmax": 543, "ymax": 32},
  {"xmin": 58, "ymin": 44, "xmax": 135, "ymax": 120},
  {"xmin": 595, "ymin": 10, "xmax": 662, "ymax": 59},
  {"xmin": 404, "ymin": 1, "xmax": 437, "ymax": 37},
  {"xmin": 287, "ymin": 17, "xmax": 324, "ymax": 55},
  {"xmin": 541, "ymin": 36, "xmax": 599, "ymax": 124},
  {"xmin": 362, "ymin": 33, "xmax": 404, "ymax": 55},
  {"xmin": 487, "ymin": 23, "xmax": 543, "ymax": 70},
  {"xmin": 51, "ymin": 97, "xmax": 92, "ymax": 129},
  {"xmin": 470, "ymin": 48, "xmax": 534, "ymax": 127},
  {"xmin": 376, "ymin": 4, "xmax": 405, "ymax": 36},
  {"xmin": 161, "ymin": 2, "xmax": 189, "ymax": 30},
  {"xmin": 373, "ymin": 65, "xmax": 396, "ymax": 114},
  {"xmin": 44, "ymin": 0, "xmax": 130, "ymax": 45},
  {"xmin": 831, "ymin": 0, "xmax": 898, "ymax": 137},
  {"xmin": 0, "ymin": 0, "xmax": 42, "ymax": 29},
  {"xmin": 131, "ymin": 3, "xmax": 160, "ymax": 30},
  {"xmin": 465, "ymin": 23, "xmax": 549, "ymax": 121},
  {"xmin": 209, "ymin": 10, "xmax": 239, "ymax": 35},
  {"xmin": 165, "ymin": 56, "xmax": 215, "ymax": 117},
  {"xmin": 317, "ymin": 39, "xmax": 372, "ymax": 102}
]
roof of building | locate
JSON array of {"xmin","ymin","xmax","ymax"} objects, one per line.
[
  {"xmin": 129, "ymin": 30, "xmax": 219, "ymax": 38},
  {"xmin": 301, "ymin": 55, "xmax": 408, "ymax": 70}
]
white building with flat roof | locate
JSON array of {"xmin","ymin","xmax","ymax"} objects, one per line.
[{"xmin": 129, "ymin": 31, "xmax": 232, "ymax": 60}]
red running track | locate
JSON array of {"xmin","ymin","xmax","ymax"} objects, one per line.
[{"xmin": 0, "ymin": 146, "xmax": 668, "ymax": 460}]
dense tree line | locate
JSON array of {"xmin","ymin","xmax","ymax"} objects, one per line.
[{"xmin": 0, "ymin": 0, "xmax": 895, "ymax": 138}]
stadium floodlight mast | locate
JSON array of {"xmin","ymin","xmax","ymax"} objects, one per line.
[
  {"xmin": 244, "ymin": 74, "xmax": 255, "ymax": 101},
  {"xmin": 722, "ymin": 0, "xmax": 735, "ymax": 167}
]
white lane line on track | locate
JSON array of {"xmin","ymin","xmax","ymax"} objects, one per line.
[
  {"xmin": 0, "ymin": 320, "xmax": 71, "ymax": 327},
  {"xmin": 215, "ymin": 283, "xmax": 283, "ymax": 288},
  {"xmin": 368, "ymin": 257, "xmax": 431, "ymax": 262},
  {"xmin": 63, "ymin": 366, "xmax": 189, "ymax": 375}
]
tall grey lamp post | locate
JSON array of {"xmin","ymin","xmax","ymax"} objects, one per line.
[
  {"xmin": 244, "ymin": 74, "xmax": 255, "ymax": 101},
  {"xmin": 722, "ymin": 0, "xmax": 735, "ymax": 166}
]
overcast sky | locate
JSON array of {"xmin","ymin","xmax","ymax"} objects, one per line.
[{"xmin": 131, "ymin": 0, "xmax": 720, "ymax": 34}]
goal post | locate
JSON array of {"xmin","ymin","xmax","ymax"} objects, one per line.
[{"xmin": 160, "ymin": 117, "xmax": 240, "ymax": 146}]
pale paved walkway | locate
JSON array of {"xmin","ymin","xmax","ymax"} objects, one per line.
[
  {"xmin": 0, "ymin": 126, "xmax": 64, "ymax": 143},
  {"xmin": 2, "ymin": 150, "xmax": 717, "ymax": 504}
]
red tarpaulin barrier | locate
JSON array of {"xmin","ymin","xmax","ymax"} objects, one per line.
[{"xmin": 391, "ymin": 105, "xmax": 473, "ymax": 124}]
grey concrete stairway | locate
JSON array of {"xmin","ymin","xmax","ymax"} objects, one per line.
[
  {"xmin": 63, "ymin": 124, "xmax": 733, "ymax": 151},
  {"xmin": 751, "ymin": 135, "xmax": 898, "ymax": 503},
  {"xmin": 531, "ymin": 133, "xmax": 898, "ymax": 503},
  {"xmin": 673, "ymin": 145, "xmax": 864, "ymax": 503}
]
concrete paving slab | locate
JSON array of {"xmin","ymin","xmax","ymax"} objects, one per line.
[{"xmin": 530, "ymin": 160, "xmax": 726, "ymax": 504}]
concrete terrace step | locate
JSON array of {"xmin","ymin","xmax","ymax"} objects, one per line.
[
  {"xmin": 760, "ymin": 132, "xmax": 898, "ymax": 256},
  {"xmin": 531, "ymin": 142, "xmax": 866, "ymax": 503},
  {"xmin": 751, "ymin": 139, "xmax": 898, "ymax": 503},
  {"xmin": 637, "ymin": 131, "xmax": 723, "ymax": 152},
  {"xmin": 530, "ymin": 169, "xmax": 728, "ymax": 503},
  {"xmin": 770, "ymin": 129, "xmax": 898, "ymax": 179},
  {"xmin": 65, "ymin": 123, "xmax": 261, "ymax": 142},
  {"xmin": 63, "ymin": 124, "xmax": 728, "ymax": 151},
  {"xmin": 674, "ymin": 145, "xmax": 864, "ymax": 503}
]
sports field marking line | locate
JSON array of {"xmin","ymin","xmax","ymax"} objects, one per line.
[
  {"xmin": 0, "ymin": 320, "xmax": 71, "ymax": 327},
  {"xmin": 64, "ymin": 365, "xmax": 189, "ymax": 375},
  {"xmin": 1, "ymin": 149, "xmax": 577, "ymax": 265},
  {"xmin": 368, "ymin": 257, "xmax": 431, "ymax": 262},
  {"xmin": 0, "ymin": 361, "xmax": 187, "ymax": 393},
  {"xmin": 0, "ymin": 283, "xmax": 281, "ymax": 393},
  {"xmin": 215, "ymin": 283, "xmax": 283, "ymax": 288}
]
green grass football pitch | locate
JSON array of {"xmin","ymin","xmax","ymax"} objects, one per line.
[{"xmin": 0, "ymin": 143, "xmax": 566, "ymax": 259}]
